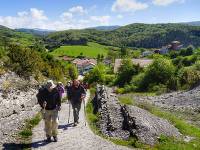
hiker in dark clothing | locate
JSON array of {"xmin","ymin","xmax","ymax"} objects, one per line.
[
  {"xmin": 37, "ymin": 80, "xmax": 61, "ymax": 142},
  {"xmin": 67, "ymin": 79, "xmax": 86, "ymax": 126}
]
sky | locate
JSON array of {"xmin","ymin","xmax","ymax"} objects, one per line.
[{"xmin": 0, "ymin": 0, "xmax": 199, "ymax": 30}]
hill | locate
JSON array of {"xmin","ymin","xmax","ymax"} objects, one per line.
[
  {"xmin": 87, "ymin": 25, "xmax": 121, "ymax": 31},
  {"xmin": 46, "ymin": 23, "xmax": 200, "ymax": 50},
  {"xmin": 16, "ymin": 28, "xmax": 54, "ymax": 36},
  {"xmin": 183, "ymin": 21, "xmax": 200, "ymax": 26},
  {"xmin": 50, "ymin": 42, "xmax": 110, "ymax": 58},
  {"xmin": 0, "ymin": 25, "xmax": 36, "ymax": 46}
]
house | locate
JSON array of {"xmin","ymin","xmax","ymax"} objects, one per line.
[
  {"xmin": 142, "ymin": 51, "xmax": 153, "ymax": 57},
  {"xmin": 114, "ymin": 59, "xmax": 153, "ymax": 73},
  {"xmin": 62, "ymin": 56, "xmax": 73, "ymax": 61},
  {"xmin": 159, "ymin": 46, "xmax": 169, "ymax": 54},
  {"xmin": 72, "ymin": 59, "xmax": 97, "ymax": 75},
  {"xmin": 170, "ymin": 41, "xmax": 183, "ymax": 50}
]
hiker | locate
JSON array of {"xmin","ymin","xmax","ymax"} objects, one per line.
[
  {"xmin": 37, "ymin": 80, "xmax": 61, "ymax": 142},
  {"xmin": 67, "ymin": 79, "xmax": 86, "ymax": 126},
  {"xmin": 56, "ymin": 82, "xmax": 65, "ymax": 98}
]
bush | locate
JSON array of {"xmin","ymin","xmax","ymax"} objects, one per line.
[
  {"xmin": 115, "ymin": 59, "xmax": 141, "ymax": 87},
  {"xmin": 84, "ymin": 63, "xmax": 106, "ymax": 84},
  {"xmin": 178, "ymin": 66, "xmax": 200, "ymax": 89}
]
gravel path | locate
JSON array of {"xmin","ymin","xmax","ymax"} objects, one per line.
[{"xmin": 32, "ymin": 91, "xmax": 131, "ymax": 150}]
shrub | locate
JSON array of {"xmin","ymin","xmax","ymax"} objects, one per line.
[
  {"xmin": 84, "ymin": 63, "xmax": 106, "ymax": 84},
  {"xmin": 178, "ymin": 66, "xmax": 200, "ymax": 89},
  {"xmin": 115, "ymin": 59, "xmax": 141, "ymax": 87}
]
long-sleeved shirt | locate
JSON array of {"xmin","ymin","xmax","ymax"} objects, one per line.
[
  {"xmin": 37, "ymin": 88, "xmax": 61, "ymax": 110},
  {"xmin": 67, "ymin": 85, "xmax": 86, "ymax": 104}
]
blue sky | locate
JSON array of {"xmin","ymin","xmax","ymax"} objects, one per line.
[{"xmin": 0, "ymin": 0, "xmax": 199, "ymax": 30}]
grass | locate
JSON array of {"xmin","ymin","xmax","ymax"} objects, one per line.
[
  {"xmin": 132, "ymin": 100, "xmax": 200, "ymax": 150},
  {"xmin": 19, "ymin": 113, "xmax": 41, "ymax": 138},
  {"xmin": 51, "ymin": 42, "xmax": 110, "ymax": 58},
  {"xmin": 119, "ymin": 96, "xmax": 134, "ymax": 105},
  {"xmin": 87, "ymin": 92, "xmax": 200, "ymax": 150}
]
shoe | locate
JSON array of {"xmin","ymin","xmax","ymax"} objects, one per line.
[
  {"xmin": 46, "ymin": 137, "xmax": 51, "ymax": 142},
  {"xmin": 73, "ymin": 122, "xmax": 78, "ymax": 127},
  {"xmin": 53, "ymin": 136, "xmax": 58, "ymax": 142}
]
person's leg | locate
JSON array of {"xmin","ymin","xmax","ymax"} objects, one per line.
[
  {"xmin": 76, "ymin": 102, "xmax": 81, "ymax": 123},
  {"xmin": 44, "ymin": 110, "xmax": 52, "ymax": 141},
  {"xmin": 52, "ymin": 110, "xmax": 59, "ymax": 142},
  {"xmin": 72, "ymin": 102, "xmax": 81, "ymax": 125}
]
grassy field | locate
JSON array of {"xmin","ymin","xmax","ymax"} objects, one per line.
[{"xmin": 51, "ymin": 42, "xmax": 112, "ymax": 58}]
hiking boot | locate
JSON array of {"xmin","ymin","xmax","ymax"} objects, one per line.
[
  {"xmin": 73, "ymin": 122, "xmax": 78, "ymax": 127},
  {"xmin": 46, "ymin": 137, "xmax": 51, "ymax": 142},
  {"xmin": 53, "ymin": 136, "xmax": 58, "ymax": 142}
]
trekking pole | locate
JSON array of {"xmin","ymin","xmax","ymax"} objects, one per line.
[
  {"xmin": 68, "ymin": 101, "xmax": 71, "ymax": 124},
  {"xmin": 83, "ymin": 99, "xmax": 86, "ymax": 126}
]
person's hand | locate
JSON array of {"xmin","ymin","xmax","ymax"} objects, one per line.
[
  {"xmin": 81, "ymin": 94, "xmax": 86, "ymax": 101},
  {"xmin": 43, "ymin": 101, "xmax": 47, "ymax": 108},
  {"xmin": 57, "ymin": 106, "xmax": 61, "ymax": 111}
]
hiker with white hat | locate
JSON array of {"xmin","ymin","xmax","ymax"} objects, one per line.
[{"xmin": 36, "ymin": 80, "xmax": 61, "ymax": 142}]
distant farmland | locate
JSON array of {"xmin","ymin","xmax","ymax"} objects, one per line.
[{"xmin": 51, "ymin": 42, "xmax": 113, "ymax": 58}]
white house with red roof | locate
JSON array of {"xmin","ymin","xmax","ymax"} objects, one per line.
[{"xmin": 72, "ymin": 59, "xmax": 97, "ymax": 75}]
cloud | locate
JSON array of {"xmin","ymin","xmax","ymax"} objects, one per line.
[
  {"xmin": 90, "ymin": 16, "xmax": 111, "ymax": 25},
  {"xmin": 152, "ymin": 0, "xmax": 185, "ymax": 6},
  {"xmin": 0, "ymin": 7, "xmax": 111, "ymax": 31},
  {"xmin": 30, "ymin": 8, "xmax": 48, "ymax": 20},
  {"xmin": 60, "ymin": 12, "xmax": 73, "ymax": 21},
  {"xmin": 69, "ymin": 6, "xmax": 87, "ymax": 15},
  {"xmin": 112, "ymin": 0, "xmax": 148, "ymax": 12}
]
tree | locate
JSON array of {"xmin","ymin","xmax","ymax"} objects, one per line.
[
  {"xmin": 116, "ymin": 59, "xmax": 141, "ymax": 87},
  {"xmin": 84, "ymin": 63, "xmax": 106, "ymax": 84},
  {"xmin": 66, "ymin": 64, "xmax": 78, "ymax": 80}
]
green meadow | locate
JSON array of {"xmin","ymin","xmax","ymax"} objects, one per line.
[{"xmin": 51, "ymin": 42, "xmax": 112, "ymax": 58}]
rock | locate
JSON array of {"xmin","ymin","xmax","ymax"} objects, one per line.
[
  {"xmin": 94, "ymin": 85, "xmax": 181, "ymax": 145},
  {"xmin": 122, "ymin": 105, "xmax": 181, "ymax": 145}
]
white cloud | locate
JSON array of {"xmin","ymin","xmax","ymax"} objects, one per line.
[
  {"xmin": 90, "ymin": 16, "xmax": 111, "ymax": 25},
  {"xmin": 30, "ymin": 8, "xmax": 48, "ymax": 20},
  {"xmin": 152, "ymin": 0, "xmax": 185, "ymax": 6},
  {"xmin": 112, "ymin": 0, "xmax": 148, "ymax": 12},
  {"xmin": 0, "ymin": 7, "xmax": 111, "ymax": 31},
  {"xmin": 60, "ymin": 12, "xmax": 73, "ymax": 21},
  {"xmin": 69, "ymin": 6, "xmax": 87, "ymax": 15}
]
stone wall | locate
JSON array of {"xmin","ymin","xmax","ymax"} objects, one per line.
[
  {"xmin": 0, "ymin": 72, "xmax": 40, "ymax": 147},
  {"xmin": 93, "ymin": 85, "xmax": 181, "ymax": 145}
]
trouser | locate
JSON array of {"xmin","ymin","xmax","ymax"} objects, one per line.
[
  {"xmin": 71, "ymin": 102, "xmax": 82, "ymax": 123},
  {"xmin": 44, "ymin": 109, "xmax": 59, "ymax": 137}
]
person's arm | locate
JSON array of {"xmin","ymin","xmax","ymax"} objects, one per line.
[
  {"xmin": 80, "ymin": 86, "xmax": 86, "ymax": 100},
  {"xmin": 56, "ymin": 90, "xmax": 61, "ymax": 111},
  {"xmin": 66, "ymin": 86, "xmax": 72, "ymax": 100}
]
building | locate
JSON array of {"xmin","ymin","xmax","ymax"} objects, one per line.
[
  {"xmin": 170, "ymin": 41, "xmax": 183, "ymax": 50},
  {"xmin": 142, "ymin": 51, "xmax": 153, "ymax": 57},
  {"xmin": 114, "ymin": 59, "xmax": 153, "ymax": 73},
  {"xmin": 159, "ymin": 46, "xmax": 169, "ymax": 54},
  {"xmin": 72, "ymin": 59, "xmax": 97, "ymax": 75}
]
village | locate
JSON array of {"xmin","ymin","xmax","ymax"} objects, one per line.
[{"xmin": 58, "ymin": 40, "xmax": 184, "ymax": 75}]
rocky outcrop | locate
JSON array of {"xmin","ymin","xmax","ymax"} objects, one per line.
[
  {"xmin": 0, "ymin": 72, "xmax": 40, "ymax": 147},
  {"xmin": 132, "ymin": 86, "xmax": 200, "ymax": 112},
  {"xmin": 122, "ymin": 105, "xmax": 181, "ymax": 145},
  {"xmin": 94, "ymin": 85, "xmax": 130, "ymax": 139},
  {"xmin": 94, "ymin": 85, "xmax": 181, "ymax": 145}
]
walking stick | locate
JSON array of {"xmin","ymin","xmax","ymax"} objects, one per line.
[
  {"xmin": 83, "ymin": 99, "xmax": 86, "ymax": 126},
  {"xmin": 68, "ymin": 101, "xmax": 71, "ymax": 124}
]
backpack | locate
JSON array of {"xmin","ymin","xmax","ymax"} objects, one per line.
[{"xmin": 36, "ymin": 85, "xmax": 47, "ymax": 108}]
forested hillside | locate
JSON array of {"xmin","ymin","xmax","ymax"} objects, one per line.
[
  {"xmin": 0, "ymin": 25, "xmax": 36, "ymax": 46},
  {"xmin": 45, "ymin": 23, "xmax": 200, "ymax": 50}
]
